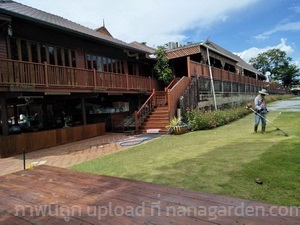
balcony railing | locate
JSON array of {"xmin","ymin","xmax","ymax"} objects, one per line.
[{"xmin": 0, "ymin": 59, "xmax": 155, "ymax": 92}]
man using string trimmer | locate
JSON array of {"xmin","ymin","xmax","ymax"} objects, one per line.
[
  {"xmin": 246, "ymin": 95, "xmax": 289, "ymax": 137},
  {"xmin": 253, "ymin": 89, "xmax": 269, "ymax": 134}
]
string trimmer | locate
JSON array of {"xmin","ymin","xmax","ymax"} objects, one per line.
[{"xmin": 246, "ymin": 103, "xmax": 289, "ymax": 137}]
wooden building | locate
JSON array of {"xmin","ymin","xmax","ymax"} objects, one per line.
[
  {"xmin": 0, "ymin": 0, "xmax": 161, "ymax": 157},
  {"xmin": 0, "ymin": 1, "xmax": 288, "ymax": 157}
]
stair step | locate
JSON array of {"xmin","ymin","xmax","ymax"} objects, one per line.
[
  {"xmin": 150, "ymin": 110, "xmax": 169, "ymax": 115},
  {"xmin": 143, "ymin": 122, "xmax": 168, "ymax": 127},
  {"xmin": 149, "ymin": 115, "xmax": 168, "ymax": 118},
  {"xmin": 145, "ymin": 118, "xmax": 169, "ymax": 122},
  {"xmin": 141, "ymin": 129, "xmax": 168, "ymax": 134}
]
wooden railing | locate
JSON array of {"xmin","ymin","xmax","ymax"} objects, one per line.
[
  {"xmin": 165, "ymin": 77, "xmax": 181, "ymax": 90},
  {"xmin": 0, "ymin": 59, "xmax": 155, "ymax": 92},
  {"xmin": 134, "ymin": 89, "xmax": 156, "ymax": 131},
  {"xmin": 167, "ymin": 76, "xmax": 191, "ymax": 119},
  {"xmin": 189, "ymin": 60, "xmax": 287, "ymax": 94}
]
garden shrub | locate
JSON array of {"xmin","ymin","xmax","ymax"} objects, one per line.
[
  {"xmin": 185, "ymin": 106, "xmax": 250, "ymax": 131},
  {"xmin": 185, "ymin": 94, "xmax": 293, "ymax": 131}
]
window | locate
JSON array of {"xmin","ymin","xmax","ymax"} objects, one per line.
[
  {"xmin": 30, "ymin": 42, "xmax": 39, "ymax": 63},
  {"xmin": 21, "ymin": 40, "xmax": 29, "ymax": 61},
  {"xmin": 40, "ymin": 44, "xmax": 47, "ymax": 63},
  {"xmin": 56, "ymin": 47, "xmax": 63, "ymax": 66},
  {"xmin": 71, "ymin": 50, "xmax": 76, "ymax": 67},
  {"xmin": 85, "ymin": 52, "xmax": 125, "ymax": 73},
  {"xmin": 97, "ymin": 56, "xmax": 102, "ymax": 71},
  {"xmin": 9, "ymin": 38, "xmax": 76, "ymax": 67},
  {"xmin": 92, "ymin": 55, "xmax": 97, "ymax": 69},
  {"xmin": 64, "ymin": 49, "xmax": 70, "ymax": 67},
  {"xmin": 86, "ymin": 54, "xmax": 91, "ymax": 69},
  {"xmin": 48, "ymin": 46, "xmax": 55, "ymax": 64},
  {"xmin": 10, "ymin": 37, "xmax": 18, "ymax": 60}
]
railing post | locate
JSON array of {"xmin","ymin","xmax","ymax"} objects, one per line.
[
  {"xmin": 153, "ymin": 89, "xmax": 156, "ymax": 107},
  {"xmin": 134, "ymin": 111, "xmax": 138, "ymax": 131},
  {"xmin": 167, "ymin": 88, "xmax": 171, "ymax": 120},
  {"xmin": 126, "ymin": 73, "xmax": 129, "ymax": 90},
  {"xmin": 93, "ymin": 68, "xmax": 97, "ymax": 88},
  {"xmin": 44, "ymin": 62, "xmax": 49, "ymax": 87}
]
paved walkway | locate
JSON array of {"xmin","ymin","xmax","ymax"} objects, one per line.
[{"xmin": 0, "ymin": 132, "xmax": 135, "ymax": 176}]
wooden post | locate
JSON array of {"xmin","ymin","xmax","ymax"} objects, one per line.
[
  {"xmin": 126, "ymin": 73, "xmax": 129, "ymax": 90},
  {"xmin": 93, "ymin": 68, "xmax": 97, "ymax": 88},
  {"xmin": 187, "ymin": 56, "xmax": 191, "ymax": 79},
  {"xmin": 134, "ymin": 111, "xmax": 138, "ymax": 132},
  {"xmin": 44, "ymin": 62, "xmax": 49, "ymax": 87},
  {"xmin": 81, "ymin": 97, "xmax": 87, "ymax": 125},
  {"xmin": 0, "ymin": 95, "xmax": 9, "ymax": 136},
  {"xmin": 153, "ymin": 89, "xmax": 156, "ymax": 107},
  {"xmin": 167, "ymin": 88, "xmax": 171, "ymax": 120}
]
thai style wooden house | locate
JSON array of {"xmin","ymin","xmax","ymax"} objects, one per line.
[{"xmin": 0, "ymin": 1, "xmax": 287, "ymax": 157}]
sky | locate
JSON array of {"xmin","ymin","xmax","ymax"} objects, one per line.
[{"xmin": 18, "ymin": 0, "xmax": 300, "ymax": 66}]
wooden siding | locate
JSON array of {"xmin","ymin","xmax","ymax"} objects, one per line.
[
  {"xmin": 0, "ymin": 123, "xmax": 105, "ymax": 158},
  {"xmin": 0, "ymin": 37, "xmax": 7, "ymax": 60}
]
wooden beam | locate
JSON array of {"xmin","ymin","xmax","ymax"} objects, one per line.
[{"xmin": 0, "ymin": 95, "xmax": 9, "ymax": 136}]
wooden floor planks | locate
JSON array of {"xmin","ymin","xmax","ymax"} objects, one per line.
[{"xmin": 0, "ymin": 165, "xmax": 298, "ymax": 225}]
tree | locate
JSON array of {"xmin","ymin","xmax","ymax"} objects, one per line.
[
  {"xmin": 153, "ymin": 46, "xmax": 173, "ymax": 85},
  {"xmin": 249, "ymin": 49, "xmax": 300, "ymax": 87}
]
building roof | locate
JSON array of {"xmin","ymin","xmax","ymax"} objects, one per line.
[
  {"xmin": 205, "ymin": 41, "xmax": 263, "ymax": 76},
  {"xmin": 166, "ymin": 43, "xmax": 201, "ymax": 59},
  {"xmin": 166, "ymin": 40, "xmax": 263, "ymax": 77},
  {"xmin": 128, "ymin": 41, "xmax": 156, "ymax": 54},
  {"xmin": 0, "ymin": 0, "xmax": 152, "ymax": 54}
]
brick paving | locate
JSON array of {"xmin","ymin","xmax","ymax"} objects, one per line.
[{"xmin": 0, "ymin": 132, "xmax": 134, "ymax": 176}]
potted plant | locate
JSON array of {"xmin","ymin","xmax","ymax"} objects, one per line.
[{"xmin": 166, "ymin": 117, "xmax": 189, "ymax": 135}]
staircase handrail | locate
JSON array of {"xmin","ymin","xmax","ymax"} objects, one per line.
[
  {"xmin": 165, "ymin": 77, "xmax": 181, "ymax": 90},
  {"xmin": 135, "ymin": 89, "xmax": 156, "ymax": 131}
]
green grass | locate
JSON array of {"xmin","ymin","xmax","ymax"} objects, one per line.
[{"xmin": 71, "ymin": 108, "xmax": 300, "ymax": 206}]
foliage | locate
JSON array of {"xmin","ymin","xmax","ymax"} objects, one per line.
[
  {"xmin": 185, "ymin": 95, "xmax": 293, "ymax": 131},
  {"xmin": 165, "ymin": 117, "xmax": 189, "ymax": 134},
  {"xmin": 185, "ymin": 106, "xmax": 250, "ymax": 131},
  {"xmin": 153, "ymin": 46, "xmax": 173, "ymax": 85},
  {"xmin": 249, "ymin": 48, "xmax": 300, "ymax": 87}
]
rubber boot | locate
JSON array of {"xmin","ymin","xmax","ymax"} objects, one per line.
[
  {"xmin": 254, "ymin": 125, "xmax": 258, "ymax": 133},
  {"xmin": 262, "ymin": 126, "xmax": 266, "ymax": 134}
]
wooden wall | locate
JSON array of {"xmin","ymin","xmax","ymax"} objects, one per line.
[
  {"xmin": 0, "ymin": 34, "xmax": 7, "ymax": 60},
  {"xmin": 0, "ymin": 123, "xmax": 105, "ymax": 158}
]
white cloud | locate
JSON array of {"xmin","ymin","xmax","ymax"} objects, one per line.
[
  {"xmin": 236, "ymin": 38, "xmax": 295, "ymax": 62},
  {"xmin": 19, "ymin": 0, "xmax": 259, "ymax": 47},
  {"xmin": 255, "ymin": 21, "xmax": 300, "ymax": 40}
]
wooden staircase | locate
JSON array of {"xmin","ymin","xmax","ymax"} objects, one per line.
[
  {"xmin": 135, "ymin": 77, "xmax": 183, "ymax": 134},
  {"xmin": 141, "ymin": 106, "xmax": 169, "ymax": 134}
]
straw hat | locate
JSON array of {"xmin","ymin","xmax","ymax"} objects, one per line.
[{"xmin": 259, "ymin": 89, "xmax": 269, "ymax": 95}]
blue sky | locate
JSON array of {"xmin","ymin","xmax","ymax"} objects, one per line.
[{"xmin": 19, "ymin": 0, "xmax": 300, "ymax": 66}]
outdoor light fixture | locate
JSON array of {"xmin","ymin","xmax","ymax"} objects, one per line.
[
  {"xmin": 44, "ymin": 92, "xmax": 71, "ymax": 95},
  {"xmin": 7, "ymin": 22, "xmax": 12, "ymax": 36},
  {"xmin": 18, "ymin": 96, "xmax": 44, "ymax": 99}
]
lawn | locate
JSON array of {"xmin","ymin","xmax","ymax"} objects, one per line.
[{"xmin": 71, "ymin": 104, "xmax": 300, "ymax": 206}]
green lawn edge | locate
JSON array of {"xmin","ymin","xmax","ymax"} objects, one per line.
[{"xmin": 71, "ymin": 106, "xmax": 300, "ymax": 206}]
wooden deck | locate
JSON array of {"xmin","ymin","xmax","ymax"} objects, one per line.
[{"xmin": 0, "ymin": 166, "xmax": 298, "ymax": 224}]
